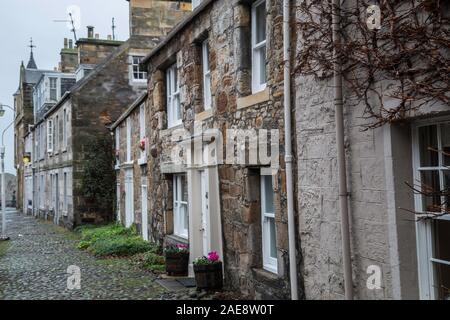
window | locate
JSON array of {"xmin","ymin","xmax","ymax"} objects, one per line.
[
  {"xmin": 202, "ymin": 40, "xmax": 212, "ymax": 110},
  {"xmin": 49, "ymin": 77, "xmax": 58, "ymax": 101},
  {"xmin": 126, "ymin": 118, "xmax": 132, "ymax": 162},
  {"xmin": 251, "ymin": 0, "xmax": 267, "ymax": 93},
  {"xmin": 63, "ymin": 109, "xmax": 67, "ymax": 149},
  {"xmin": 261, "ymin": 173, "xmax": 277, "ymax": 273},
  {"xmin": 47, "ymin": 120, "xmax": 53, "ymax": 153},
  {"xmin": 63, "ymin": 172, "xmax": 68, "ymax": 213},
  {"xmin": 115, "ymin": 127, "xmax": 120, "ymax": 167},
  {"xmin": 166, "ymin": 64, "xmax": 181, "ymax": 128},
  {"xmin": 414, "ymin": 122, "xmax": 450, "ymax": 299},
  {"xmin": 139, "ymin": 103, "xmax": 146, "ymax": 163},
  {"xmin": 131, "ymin": 56, "xmax": 147, "ymax": 81},
  {"xmin": 173, "ymin": 174, "xmax": 189, "ymax": 238},
  {"xmin": 54, "ymin": 115, "xmax": 59, "ymax": 152}
]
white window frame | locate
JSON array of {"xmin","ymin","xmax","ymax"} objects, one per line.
[
  {"xmin": 63, "ymin": 109, "xmax": 67, "ymax": 150},
  {"xmin": 173, "ymin": 174, "xmax": 189, "ymax": 239},
  {"xmin": 166, "ymin": 64, "xmax": 182, "ymax": 128},
  {"xmin": 63, "ymin": 172, "xmax": 68, "ymax": 215},
  {"xmin": 130, "ymin": 55, "xmax": 147, "ymax": 82},
  {"xmin": 126, "ymin": 117, "xmax": 132, "ymax": 163},
  {"xmin": 54, "ymin": 115, "xmax": 59, "ymax": 153},
  {"xmin": 49, "ymin": 77, "xmax": 58, "ymax": 101},
  {"xmin": 115, "ymin": 127, "xmax": 120, "ymax": 168},
  {"xmin": 202, "ymin": 40, "xmax": 212, "ymax": 110},
  {"xmin": 139, "ymin": 103, "xmax": 147, "ymax": 164},
  {"xmin": 251, "ymin": 0, "xmax": 267, "ymax": 94},
  {"xmin": 412, "ymin": 119, "xmax": 450, "ymax": 300},
  {"xmin": 47, "ymin": 119, "xmax": 53, "ymax": 153},
  {"xmin": 261, "ymin": 171, "xmax": 278, "ymax": 274},
  {"xmin": 116, "ymin": 181, "xmax": 121, "ymax": 222}
]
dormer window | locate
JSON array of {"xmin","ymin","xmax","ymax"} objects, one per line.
[{"xmin": 49, "ymin": 77, "xmax": 58, "ymax": 101}]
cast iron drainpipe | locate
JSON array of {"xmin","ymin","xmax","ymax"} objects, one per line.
[
  {"xmin": 332, "ymin": 0, "xmax": 354, "ymax": 300},
  {"xmin": 283, "ymin": 0, "xmax": 299, "ymax": 300}
]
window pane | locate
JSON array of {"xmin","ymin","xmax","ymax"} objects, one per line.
[
  {"xmin": 434, "ymin": 263, "xmax": 450, "ymax": 300},
  {"xmin": 441, "ymin": 123, "xmax": 450, "ymax": 166},
  {"xmin": 434, "ymin": 219, "xmax": 450, "ymax": 262},
  {"xmin": 263, "ymin": 175, "xmax": 274, "ymax": 213},
  {"xmin": 255, "ymin": 1, "xmax": 266, "ymax": 44},
  {"xmin": 174, "ymin": 94, "xmax": 181, "ymax": 121},
  {"xmin": 420, "ymin": 170, "xmax": 441, "ymax": 212},
  {"xmin": 182, "ymin": 203, "xmax": 189, "ymax": 231},
  {"xmin": 181, "ymin": 175, "xmax": 188, "ymax": 202},
  {"xmin": 258, "ymin": 46, "xmax": 267, "ymax": 85},
  {"xmin": 419, "ymin": 125, "xmax": 438, "ymax": 167},
  {"xmin": 268, "ymin": 217, "xmax": 277, "ymax": 259}
]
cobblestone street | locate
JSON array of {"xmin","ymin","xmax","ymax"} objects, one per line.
[{"xmin": 0, "ymin": 209, "xmax": 169, "ymax": 300}]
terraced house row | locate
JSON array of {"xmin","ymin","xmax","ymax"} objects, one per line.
[{"xmin": 14, "ymin": 0, "xmax": 450, "ymax": 300}]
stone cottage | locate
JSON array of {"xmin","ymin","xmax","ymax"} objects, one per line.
[
  {"xmin": 115, "ymin": 0, "xmax": 298, "ymax": 299},
  {"xmin": 29, "ymin": 0, "xmax": 191, "ymax": 229},
  {"xmin": 292, "ymin": 0, "xmax": 450, "ymax": 300}
]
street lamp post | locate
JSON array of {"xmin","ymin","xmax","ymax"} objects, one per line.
[{"xmin": 0, "ymin": 103, "xmax": 14, "ymax": 241}]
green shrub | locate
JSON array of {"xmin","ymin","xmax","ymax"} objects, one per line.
[
  {"xmin": 76, "ymin": 223, "xmax": 154, "ymax": 257},
  {"xmin": 142, "ymin": 252, "xmax": 165, "ymax": 273},
  {"xmin": 88, "ymin": 236, "xmax": 152, "ymax": 257}
]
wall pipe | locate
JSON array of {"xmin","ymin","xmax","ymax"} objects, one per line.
[
  {"xmin": 283, "ymin": 0, "xmax": 299, "ymax": 300},
  {"xmin": 332, "ymin": 0, "xmax": 353, "ymax": 300}
]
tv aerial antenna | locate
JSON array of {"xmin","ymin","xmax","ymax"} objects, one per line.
[{"xmin": 53, "ymin": 12, "xmax": 78, "ymax": 43}]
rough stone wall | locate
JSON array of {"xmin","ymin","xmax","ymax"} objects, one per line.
[
  {"xmin": 145, "ymin": 0, "xmax": 297, "ymax": 299},
  {"xmin": 115, "ymin": 102, "xmax": 149, "ymax": 238},
  {"xmin": 129, "ymin": 0, "xmax": 192, "ymax": 38},
  {"xmin": 60, "ymin": 49, "xmax": 78, "ymax": 73},
  {"xmin": 293, "ymin": 47, "xmax": 419, "ymax": 299}
]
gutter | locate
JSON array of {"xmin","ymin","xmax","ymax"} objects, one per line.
[
  {"xmin": 283, "ymin": 0, "xmax": 299, "ymax": 300},
  {"xmin": 332, "ymin": 0, "xmax": 353, "ymax": 300}
]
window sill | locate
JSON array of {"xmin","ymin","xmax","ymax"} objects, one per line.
[
  {"xmin": 166, "ymin": 234, "xmax": 189, "ymax": 245},
  {"xmin": 195, "ymin": 108, "xmax": 213, "ymax": 121},
  {"xmin": 237, "ymin": 88, "xmax": 270, "ymax": 110},
  {"xmin": 251, "ymin": 267, "xmax": 282, "ymax": 287},
  {"xmin": 121, "ymin": 161, "xmax": 134, "ymax": 169},
  {"xmin": 138, "ymin": 157, "xmax": 147, "ymax": 166},
  {"xmin": 161, "ymin": 123, "xmax": 184, "ymax": 137}
]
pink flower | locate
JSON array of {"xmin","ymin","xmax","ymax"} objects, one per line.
[
  {"xmin": 139, "ymin": 138, "xmax": 146, "ymax": 151},
  {"xmin": 177, "ymin": 244, "xmax": 188, "ymax": 250},
  {"xmin": 208, "ymin": 251, "xmax": 219, "ymax": 262}
]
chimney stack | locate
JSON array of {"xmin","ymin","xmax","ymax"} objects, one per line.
[
  {"xmin": 87, "ymin": 26, "xmax": 94, "ymax": 38},
  {"xmin": 64, "ymin": 38, "xmax": 68, "ymax": 49}
]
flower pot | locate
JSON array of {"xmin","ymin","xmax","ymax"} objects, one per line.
[
  {"xmin": 165, "ymin": 252, "xmax": 189, "ymax": 276},
  {"xmin": 194, "ymin": 262, "xmax": 223, "ymax": 290}
]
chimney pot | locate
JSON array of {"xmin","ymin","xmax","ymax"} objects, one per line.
[
  {"xmin": 95, "ymin": 33, "xmax": 99, "ymax": 39},
  {"xmin": 69, "ymin": 39, "xmax": 73, "ymax": 49},
  {"xmin": 107, "ymin": 35, "xmax": 112, "ymax": 40},
  {"xmin": 87, "ymin": 26, "xmax": 94, "ymax": 38},
  {"xmin": 64, "ymin": 38, "xmax": 68, "ymax": 49}
]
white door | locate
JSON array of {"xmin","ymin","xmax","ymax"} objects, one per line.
[
  {"xmin": 141, "ymin": 185, "xmax": 148, "ymax": 241},
  {"xmin": 125, "ymin": 168, "xmax": 134, "ymax": 228},
  {"xmin": 200, "ymin": 171, "xmax": 210, "ymax": 256}
]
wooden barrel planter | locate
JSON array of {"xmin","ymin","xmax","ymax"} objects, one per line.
[
  {"xmin": 194, "ymin": 262, "xmax": 223, "ymax": 290},
  {"xmin": 165, "ymin": 252, "xmax": 189, "ymax": 276}
]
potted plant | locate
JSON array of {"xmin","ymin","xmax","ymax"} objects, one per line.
[
  {"xmin": 164, "ymin": 244, "xmax": 189, "ymax": 276},
  {"xmin": 193, "ymin": 251, "xmax": 223, "ymax": 290},
  {"xmin": 139, "ymin": 138, "xmax": 146, "ymax": 151}
]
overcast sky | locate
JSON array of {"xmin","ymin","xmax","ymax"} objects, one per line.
[{"xmin": 0, "ymin": 0, "xmax": 130, "ymax": 175}]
